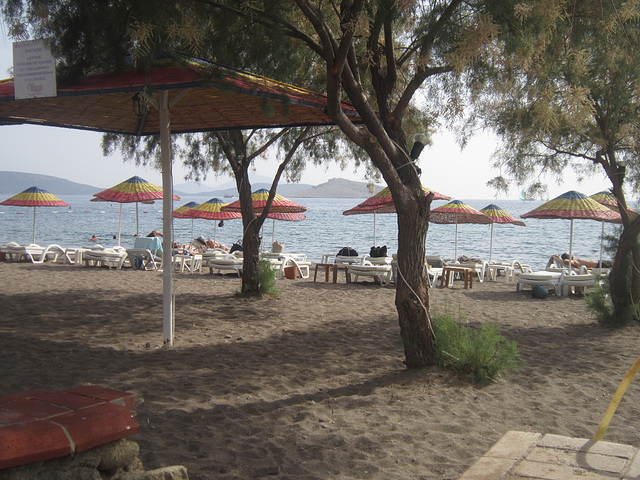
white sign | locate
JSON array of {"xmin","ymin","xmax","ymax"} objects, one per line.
[{"xmin": 13, "ymin": 39, "xmax": 57, "ymax": 99}]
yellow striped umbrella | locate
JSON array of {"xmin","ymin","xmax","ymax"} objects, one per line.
[
  {"xmin": 93, "ymin": 176, "xmax": 180, "ymax": 243},
  {"xmin": 522, "ymin": 191, "xmax": 620, "ymax": 272},
  {"xmin": 222, "ymin": 188, "xmax": 307, "ymax": 214},
  {"xmin": 480, "ymin": 204, "xmax": 526, "ymax": 262},
  {"xmin": 181, "ymin": 198, "xmax": 242, "ymax": 241},
  {"xmin": 343, "ymin": 186, "xmax": 450, "ymax": 245},
  {"xmin": 1, "ymin": 186, "xmax": 69, "ymax": 244},
  {"xmin": 430, "ymin": 200, "xmax": 493, "ymax": 260}
]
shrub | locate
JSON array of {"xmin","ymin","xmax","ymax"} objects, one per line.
[
  {"xmin": 585, "ymin": 275, "xmax": 639, "ymax": 327},
  {"xmin": 432, "ymin": 310, "xmax": 521, "ymax": 385},
  {"xmin": 243, "ymin": 260, "xmax": 281, "ymax": 297}
]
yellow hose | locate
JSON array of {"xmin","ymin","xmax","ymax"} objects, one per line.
[{"xmin": 594, "ymin": 354, "xmax": 640, "ymax": 441}]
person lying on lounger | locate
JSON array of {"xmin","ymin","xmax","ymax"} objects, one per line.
[{"xmin": 547, "ymin": 253, "xmax": 611, "ymax": 269}]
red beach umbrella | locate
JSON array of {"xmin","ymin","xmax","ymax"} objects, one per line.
[
  {"xmin": 1, "ymin": 186, "xmax": 70, "ymax": 244},
  {"xmin": 173, "ymin": 201, "xmax": 200, "ymax": 240},
  {"xmin": 480, "ymin": 204, "xmax": 526, "ymax": 262},
  {"xmin": 181, "ymin": 198, "xmax": 242, "ymax": 241},
  {"xmin": 343, "ymin": 185, "xmax": 451, "ymax": 245},
  {"xmin": 522, "ymin": 190, "xmax": 620, "ymax": 272},
  {"xmin": 93, "ymin": 176, "xmax": 180, "ymax": 244},
  {"xmin": 430, "ymin": 200, "xmax": 493, "ymax": 260},
  {"xmin": 222, "ymin": 188, "xmax": 307, "ymax": 214}
]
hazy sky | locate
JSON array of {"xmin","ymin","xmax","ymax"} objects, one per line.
[{"xmin": 0, "ymin": 32, "xmax": 614, "ymax": 199}]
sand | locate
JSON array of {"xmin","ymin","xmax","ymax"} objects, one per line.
[{"xmin": 1, "ymin": 261, "xmax": 640, "ymax": 480}]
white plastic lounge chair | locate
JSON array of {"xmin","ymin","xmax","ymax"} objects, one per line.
[
  {"xmin": 83, "ymin": 247, "xmax": 128, "ymax": 270},
  {"xmin": 347, "ymin": 261, "xmax": 393, "ymax": 285},
  {"xmin": 457, "ymin": 261, "xmax": 489, "ymax": 283},
  {"xmin": 425, "ymin": 262, "xmax": 443, "ymax": 287},
  {"xmin": 278, "ymin": 256, "xmax": 311, "ymax": 279},
  {"xmin": 559, "ymin": 271, "xmax": 598, "ymax": 296},
  {"xmin": 4, "ymin": 243, "xmax": 46, "ymax": 263},
  {"xmin": 335, "ymin": 255, "xmax": 364, "ymax": 265},
  {"xmin": 126, "ymin": 248, "xmax": 162, "ymax": 271},
  {"xmin": 207, "ymin": 253, "xmax": 244, "ymax": 276},
  {"xmin": 515, "ymin": 271, "xmax": 563, "ymax": 295}
]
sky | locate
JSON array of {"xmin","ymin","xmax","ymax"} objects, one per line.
[{"xmin": 0, "ymin": 32, "xmax": 615, "ymax": 200}]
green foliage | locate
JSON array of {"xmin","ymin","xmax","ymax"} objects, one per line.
[
  {"xmin": 244, "ymin": 260, "xmax": 281, "ymax": 297},
  {"xmin": 586, "ymin": 269, "xmax": 640, "ymax": 327},
  {"xmin": 432, "ymin": 310, "xmax": 521, "ymax": 385}
]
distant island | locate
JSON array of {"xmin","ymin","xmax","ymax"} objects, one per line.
[{"xmin": 0, "ymin": 171, "xmax": 383, "ymax": 199}]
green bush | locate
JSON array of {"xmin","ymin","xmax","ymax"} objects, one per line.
[
  {"xmin": 585, "ymin": 275, "xmax": 639, "ymax": 327},
  {"xmin": 244, "ymin": 260, "xmax": 281, "ymax": 297},
  {"xmin": 433, "ymin": 311, "xmax": 521, "ymax": 384}
]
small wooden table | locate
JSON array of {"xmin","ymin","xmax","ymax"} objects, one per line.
[
  {"xmin": 440, "ymin": 266, "xmax": 473, "ymax": 289},
  {"xmin": 313, "ymin": 263, "xmax": 347, "ymax": 283}
]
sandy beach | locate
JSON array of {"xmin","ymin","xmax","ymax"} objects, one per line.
[{"xmin": 1, "ymin": 261, "xmax": 639, "ymax": 480}]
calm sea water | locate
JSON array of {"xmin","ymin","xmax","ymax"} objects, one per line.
[{"xmin": 0, "ymin": 196, "xmax": 620, "ymax": 271}]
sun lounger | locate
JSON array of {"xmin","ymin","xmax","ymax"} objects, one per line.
[
  {"xmin": 207, "ymin": 253, "xmax": 243, "ymax": 276},
  {"xmin": 3, "ymin": 243, "xmax": 46, "ymax": 263},
  {"xmin": 347, "ymin": 261, "xmax": 393, "ymax": 285},
  {"xmin": 83, "ymin": 247, "xmax": 128, "ymax": 270},
  {"xmin": 515, "ymin": 271, "xmax": 563, "ymax": 295},
  {"xmin": 126, "ymin": 248, "xmax": 162, "ymax": 270}
]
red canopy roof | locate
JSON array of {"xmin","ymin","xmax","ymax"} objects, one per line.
[{"xmin": 0, "ymin": 61, "xmax": 360, "ymax": 135}]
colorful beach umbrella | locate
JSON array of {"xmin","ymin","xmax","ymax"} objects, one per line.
[
  {"xmin": 181, "ymin": 198, "xmax": 242, "ymax": 241},
  {"xmin": 480, "ymin": 204, "xmax": 526, "ymax": 262},
  {"xmin": 173, "ymin": 201, "xmax": 200, "ymax": 240},
  {"xmin": 430, "ymin": 200, "xmax": 493, "ymax": 260},
  {"xmin": 1, "ymin": 186, "xmax": 70, "ymax": 244},
  {"xmin": 522, "ymin": 190, "xmax": 620, "ymax": 273},
  {"xmin": 222, "ymin": 188, "xmax": 307, "ymax": 214},
  {"xmin": 343, "ymin": 185, "xmax": 451, "ymax": 245},
  {"xmin": 93, "ymin": 176, "xmax": 180, "ymax": 244}
]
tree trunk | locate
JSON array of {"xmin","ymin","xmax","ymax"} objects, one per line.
[
  {"xmin": 234, "ymin": 167, "xmax": 263, "ymax": 294},
  {"xmin": 394, "ymin": 195, "xmax": 434, "ymax": 367},
  {"xmin": 609, "ymin": 220, "xmax": 640, "ymax": 321}
]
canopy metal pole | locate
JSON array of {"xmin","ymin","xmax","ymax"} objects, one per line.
[
  {"xmin": 136, "ymin": 202, "xmax": 139, "ymax": 237},
  {"xmin": 32, "ymin": 207, "xmax": 36, "ymax": 244},
  {"xmin": 159, "ymin": 90, "xmax": 174, "ymax": 345},
  {"xmin": 272, "ymin": 219, "xmax": 276, "ymax": 245}
]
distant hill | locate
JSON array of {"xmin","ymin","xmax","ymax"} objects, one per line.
[
  {"xmin": 290, "ymin": 178, "xmax": 383, "ymax": 198},
  {"xmin": 0, "ymin": 171, "xmax": 101, "ymax": 195},
  {"xmin": 0, "ymin": 171, "xmax": 383, "ymax": 198}
]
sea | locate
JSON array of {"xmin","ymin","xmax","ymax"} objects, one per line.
[{"xmin": 0, "ymin": 196, "xmax": 621, "ymax": 271}]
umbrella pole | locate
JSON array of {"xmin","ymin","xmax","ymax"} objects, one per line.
[
  {"xmin": 118, "ymin": 208, "xmax": 123, "ymax": 247},
  {"xmin": 374, "ymin": 212, "xmax": 377, "ymax": 246},
  {"xmin": 489, "ymin": 223, "xmax": 494, "ymax": 263},
  {"xmin": 454, "ymin": 219, "xmax": 459, "ymax": 261},
  {"xmin": 136, "ymin": 202, "xmax": 139, "ymax": 238},
  {"xmin": 272, "ymin": 219, "xmax": 275, "ymax": 245},
  {"xmin": 191, "ymin": 218, "xmax": 194, "ymax": 241},
  {"xmin": 568, "ymin": 219, "xmax": 574, "ymax": 275},
  {"xmin": 32, "ymin": 206, "xmax": 36, "ymax": 244}
]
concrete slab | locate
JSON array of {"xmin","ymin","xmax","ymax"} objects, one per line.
[{"xmin": 458, "ymin": 431, "xmax": 640, "ymax": 480}]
